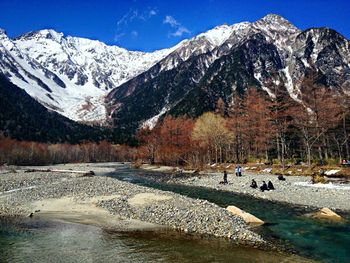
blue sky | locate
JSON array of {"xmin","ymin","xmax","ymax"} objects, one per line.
[{"xmin": 1, "ymin": 0, "xmax": 349, "ymax": 52}]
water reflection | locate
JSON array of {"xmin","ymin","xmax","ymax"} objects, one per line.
[{"xmin": 0, "ymin": 217, "xmax": 310, "ymax": 263}]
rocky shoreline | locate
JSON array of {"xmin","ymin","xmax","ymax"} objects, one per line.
[
  {"xmin": 0, "ymin": 163, "xmax": 266, "ymax": 248},
  {"xmin": 164, "ymin": 169, "xmax": 350, "ymax": 212}
]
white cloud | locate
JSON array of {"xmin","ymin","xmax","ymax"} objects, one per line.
[
  {"xmin": 163, "ymin": 15, "xmax": 180, "ymax": 28},
  {"xmin": 131, "ymin": 30, "xmax": 138, "ymax": 38},
  {"xmin": 117, "ymin": 7, "xmax": 158, "ymax": 27},
  {"xmin": 117, "ymin": 10, "xmax": 136, "ymax": 28},
  {"xmin": 114, "ymin": 7, "xmax": 158, "ymax": 42},
  {"xmin": 114, "ymin": 32, "xmax": 126, "ymax": 41},
  {"xmin": 149, "ymin": 9, "xmax": 157, "ymax": 17},
  {"xmin": 171, "ymin": 26, "xmax": 190, "ymax": 37},
  {"xmin": 163, "ymin": 15, "xmax": 190, "ymax": 37}
]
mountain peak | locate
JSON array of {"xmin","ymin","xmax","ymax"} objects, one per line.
[
  {"xmin": 0, "ymin": 29, "xmax": 8, "ymax": 41},
  {"xmin": 1, "ymin": 15, "xmax": 348, "ymax": 127},
  {"xmin": 262, "ymin": 14, "xmax": 287, "ymax": 21},
  {"xmin": 256, "ymin": 13, "xmax": 299, "ymax": 32},
  {"xmin": 40, "ymin": 29, "xmax": 64, "ymax": 39},
  {"xmin": 195, "ymin": 21, "xmax": 251, "ymax": 47},
  {"xmin": 16, "ymin": 29, "xmax": 64, "ymax": 42},
  {"xmin": 260, "ymin": 14, "xmax": 290, "ymax": 24}
]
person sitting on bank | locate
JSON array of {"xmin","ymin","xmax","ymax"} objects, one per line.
[
  {"xmin": 341, "ymin": 159, "xmax": 350, "ymax": 166},
  {"xmin": 278, "ymin": 175, "xmax": 286, "ymax": 181},
  {"xmin": 250, "ymin": 179, "xmax": 257, "ymax": 189},
  {"xmin": 260, "ymin": 181, "xmax": 268, "ymax": 192},
  {"xmin": 267, "ymin": 181, "xmax": 275, "ymax": 190}
]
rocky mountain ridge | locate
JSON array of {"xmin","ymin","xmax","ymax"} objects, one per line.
[
  {"xmin": 107, "ymin": 14, "xmax": 350, "ymax": 133},
  {"xmin": 1, "ymin": 14, "xmax": 349, "ymax": 136}
]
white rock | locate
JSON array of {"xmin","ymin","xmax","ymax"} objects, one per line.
[{"xmin": 226, "ymin": 205, "xmax": 264, "ymax": 226}]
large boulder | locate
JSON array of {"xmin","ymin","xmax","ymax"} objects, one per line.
[
  {"xmin": 226, "ymin": 205, "xmax": 264, "ymax": 226},
  {"xmin": 310, "ymin": 207, "xmax": 344, "ymax": 222}
]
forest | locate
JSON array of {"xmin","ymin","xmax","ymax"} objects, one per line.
[
  {"xmin": 136, "ymin": 85, "xmax": 350, "ymax": 168},
  {"xmin": 0, "ymin": 134, "xmax": 135, "ymax": 165},
  {"xmin": 1, "ymin": 80, "xmax": 349, "ymax": 168}
]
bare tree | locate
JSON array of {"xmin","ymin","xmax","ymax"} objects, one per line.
[
  {"xmin": 292, "ymin": 77, "xmax": 342, "ymax": 166},
  {"xmin": 227, "ymin": 94, "xmax": 245, "ymax": 162},
  {"xmin": 241, "ymin": 88, "xmax": 274, "ymax": 162},
  {"xmin": 192, "ymin": 112, "xmax": 232, "ymax": 163},
  {"xmin": 270, "ymin": 84, "xmax": 298, "ymax": 168},
  {"xmin": 215, "ymin": 98, "xmax": 226, "ymax": 117}
]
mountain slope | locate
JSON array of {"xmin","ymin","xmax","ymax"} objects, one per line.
[
  {"xmin": 0, "ymin": 75, "xmax": 111, "ymax": 143},
  {"xmin": 0, "ymin": 29, "xmax": 176, "ymax": 122}
]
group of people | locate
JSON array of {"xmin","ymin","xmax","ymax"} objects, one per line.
[
  {"xmin": 250, "ymin": 179, "xmax": 275, "ymax": 192},
  {"xmin": 341, "ymin": 159, "xmax": 350, "ymax": 166},
  {"xmin": 219, "ymin": 166, "xmax": 243, "ymax": 184},
  {"xmin": 219, "ymin": 166, "xmax": 279, "ymax": 192}
]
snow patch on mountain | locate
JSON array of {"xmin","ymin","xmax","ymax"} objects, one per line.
[
  {"xmin": 142, "ymin": 106, "xmax": 169, "ymax": 129},
  {"xmin": 0, "ymin": 29, "xmax": 178, "ymax": 122},
  {"xmin": 254, "ymin": 72, "xmax": 276, "ymax": 98},
  {"xmin": 197, "ymin": 24, "xmax": 234, "ymax": 46},
  {"xmin": 282, "ymin": 67, "xmax": 301, "ymax": 102}
]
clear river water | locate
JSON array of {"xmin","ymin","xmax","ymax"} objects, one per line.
[{"xmin": 1, "ymin": 164, "xmax": 349, "ymax": 262}]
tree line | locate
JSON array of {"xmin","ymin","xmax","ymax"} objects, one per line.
[
  {"xmin": 136, "ymin": 83, "xmax": 350, "ymax": 168},
  {"xmin": 0, "ymin": 134, "xmax": 135, "ymax": 165}
]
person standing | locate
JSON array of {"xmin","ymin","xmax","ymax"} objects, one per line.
[
  {"xmin": 235, "ymin": 165, "xmax": 242, "ymax": 177},
  {"xmin": 223, "ymin": 170, "xmax": 228, "ymax": 184}
]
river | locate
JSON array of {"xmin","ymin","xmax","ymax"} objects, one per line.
[{"xmin": 0, "ymin": 164, "xmax": 349, "ymax": 262}]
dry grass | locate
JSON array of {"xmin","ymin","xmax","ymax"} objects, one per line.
[
  {"xmin": 134, "ymin": 161, "xmax": 350, "ymax": 179},
  {"xmin": 248, "ymin": 163, "xmax": 350, "ymax": 178},
  {"xmin": 311, "ymin": 174, "xmax": 327, "ymax": 184},
  {"xmin": 132, "ymin": 160, "xmax": 143, "ymax": 169}
]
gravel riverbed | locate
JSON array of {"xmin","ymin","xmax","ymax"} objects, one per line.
[
  {"xmin": 170, "ymin": 171, "xmax": 350, "ymax": 211},
  {"xmin": 0, "ymin": 163, "xmax": 265, "ymax": 248}
]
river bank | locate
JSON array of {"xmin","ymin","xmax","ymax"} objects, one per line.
[
  {"xmin": 138, "ymin": 165, "xmax": 350, "ymax": 212},
  {"xmin": 0, "ymin": 163, "xmax": 265, "ymax": 248}
]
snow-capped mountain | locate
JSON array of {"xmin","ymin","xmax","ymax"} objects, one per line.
[
  {"xmin": 106, "ymin": 14, "xmax": 350, "ymax": 134},
  {"xmin": 0, "ymin": 29, "xmax": 177, "ymax": 122},
  {"xmin": 0, "ymin": 23, "xmax": 237, "ymax": 123},
  {"xmin": 1, "ymin": 14, "xmax": 350, "ymax": 135}
]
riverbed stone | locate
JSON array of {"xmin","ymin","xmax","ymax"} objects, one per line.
[
  {"xmin": 311, "ymin": 207, "xmax": 344, "ymax": 221},
  {"xmin": 226, "ymin": 205, "xmax": 264, "ymax": 226}
]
